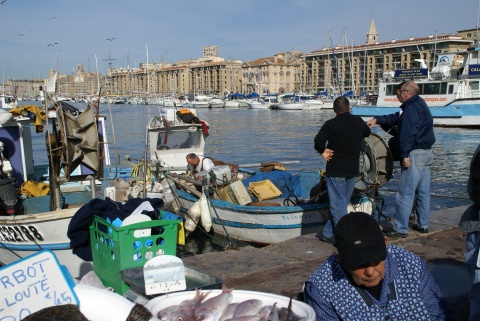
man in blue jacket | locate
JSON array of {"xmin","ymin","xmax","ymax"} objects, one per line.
[{"xmin": 367, "ymin": 80, "xmax": 435, "ymax": 237}]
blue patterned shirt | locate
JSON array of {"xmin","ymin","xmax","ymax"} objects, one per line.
[{"xmin": 303, "ymin": 245, "xmax": 455, "ymax": 321}]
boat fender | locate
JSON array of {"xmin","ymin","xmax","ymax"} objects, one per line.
[
  {"xmin": 185, "ymin": 200, "xmax": 201, "ymax": 233},
  {"xmin": 1, "ymin": 159, "xmax": 12, "ymax": 178},
  {"xmin": 199, "ymin": 192, "xmax": 212, "ymax": 232}
]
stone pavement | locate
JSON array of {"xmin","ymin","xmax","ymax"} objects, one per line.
[{"xmin": 181, "ymin": 205, "xmax": 472, "ymax": 321}]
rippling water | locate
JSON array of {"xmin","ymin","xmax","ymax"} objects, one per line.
[{"xmin": 25, "ymin": 102, "xmax": 477, "ymax": 252}]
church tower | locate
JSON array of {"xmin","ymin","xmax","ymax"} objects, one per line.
[{"xmin": 366, "ymin": 18, "xmax": 378, "ymax": 44}]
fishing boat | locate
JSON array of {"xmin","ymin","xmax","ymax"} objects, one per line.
[
  {"xmin": 247, "ymin": 98, "xmax": 269, "ymax": 109},
  {"xmin": 0, "ymin": 90, "xmax": 110, "ymax": 278},
  {"xmin": 132, "ymin": 107, "xmax": 393, "ymax": 245},
  {"xmin": 275, "ymin": 95, "xmax": 305, "ymax": 110},
  {"xmin": 0, "ymin": 93, "xmax": 19, "ymax": 109},
  {"xmin": 352, "ymin": 45, "xmax": 480, "ymax": 128}
]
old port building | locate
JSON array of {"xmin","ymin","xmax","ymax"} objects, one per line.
[{"xmin": 105, "ymin": 20, "xmax": 475, "ymax": 98}]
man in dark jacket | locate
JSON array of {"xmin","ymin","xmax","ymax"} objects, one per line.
[
  {"xmin": 314, "ymin": 96, "xmax": 371, "ymax": 243},
  {"xmin": 367, "ymin": 80, "xmax": 435, "ymax": 238}
]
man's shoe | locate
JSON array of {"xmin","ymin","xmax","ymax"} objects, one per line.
[
  {"xmin": 411, "ymin": 224, "xmax": 429, "ymax": 234},
  {"xmin": 318, "ymin": 235, "xmax": 336, "ymax": 244},
  {"xmin": 383, "ymin": 228, "xmax": 408, "ymax": 238}
]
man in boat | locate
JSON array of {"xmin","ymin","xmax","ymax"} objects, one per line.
[
  {"xmin": 367, "ymin": 80, "xmax": 435, "ymax": 238},
  {"xmin": 186, "ymin": 153, "xmax": 214, "ymax": 174},
  {"xmin": 459, "ymin": 144, "xmax": 480, "ymax": 321},
  {"xmin": 303, "ymin": 212, "xmax": 455, "ymax": 321},
  {"xmin": 314, "ymin": 96, "xmax": 371, "ymax": 244}
]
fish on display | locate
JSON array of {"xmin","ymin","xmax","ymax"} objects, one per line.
[
  {"xmin": 158, "ymin": 305, "xmax": 179, "ymax": 321},
  {"xmin": 258, "ymin": 305, "xmax": 274, "ymax": 321},
  {"xmin": 219, "ymin": 302, "xmax": 239, "ymax": 321},
  {"xmin": 160, "ymin": 289, "xmax": 211, "ymax": 321},
  {"xmin": 232, "ymin": 299, "xmax": 263, "ymax": 317},
  {"xmin": 266, "ymin": 303, "xmax": 279, "ymax": 321},
  {"xmin": 276, "ymin": 295, "xmax": 305, "ymax": 321},
  {"xmin": 223, "ymin": 316, "xmax": 260, "ymax": 321},
  {"xmin": 194, "ymin": 285, "xmax": 233, "ymax": 321}
]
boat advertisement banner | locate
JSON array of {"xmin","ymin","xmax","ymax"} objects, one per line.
[
  {"xmin": 469, "ymin": 64, "xmax": 480, "ymax": 76},
  {"xmin": 394, "ymin": 69, "xmax": 428, "ymax": 79}
]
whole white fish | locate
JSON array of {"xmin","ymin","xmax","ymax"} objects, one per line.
[
  {"xmin": 224, "ymin": 316, "xmax": 260, "ymax": 321},
  {"xmin": 266, "ymin": 303, "xmax": 279, "ymax": 321},
  {"xmin": 157, "ymin": 305, "xmax": 179, "ymax": 321},
  {"xmin": 195, "ymin": 286, "xmax": 233, "ymax": 321},
  {"xmin": 233, "ymin": 299, "xmax": 263, "ymax": 317},
  {"xmin": 219, "ymin": 303, "xmax": 239, "ymax": 321},
  {"xmin": 258, "ymin": 305, "xmax": 273, "ymax": 321},
  {"xmin": 159, "ymin": 289, "xmax": 210, "ymax": 321}
]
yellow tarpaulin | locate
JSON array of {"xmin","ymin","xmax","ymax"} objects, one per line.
[
  {"xmin": 9, "ymin": 105, "xmax": 47, "ymax": 133},
  {"xmin": 19, "ymin": 180, "xmax": 50, "ymax": 198}
]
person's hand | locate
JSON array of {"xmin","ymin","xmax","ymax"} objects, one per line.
[
  {"xmin": 322, "ymin": 148, "xmax": 333, "ymax": 161},
  {"xmin": 402, "ymin": 157, "xmax": 411, "ymax": 168},
  {"xmin": 366, "ymin": 118, "xmax": 377, "ymax": 128}
]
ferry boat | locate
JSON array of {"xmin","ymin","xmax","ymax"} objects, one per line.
[{"xmin": 352, "ymin": 44, "xmax": 480, "ymax": 128}]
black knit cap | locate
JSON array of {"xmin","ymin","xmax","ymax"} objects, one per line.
[{"xmin": 334, "ymin": 212, "xmax": 387, "ymax": 271}]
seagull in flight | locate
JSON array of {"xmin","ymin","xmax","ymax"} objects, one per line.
[
  {"xmin": 106, "ymin": 38, "xmax": 116, "ymax": 41},
  {"xmin": 0, "ymin": 0, "xmax": 7, "ymax": 4},
  {"xmin": 17, "ymin": 32, "xmax": 29, "ymax": 36},
  {"xmin": 47, "ymin": 42, "xmax": 58, "ymax": 47},
  {"xmin": 49, "ymin": 16, "xmax": 56, "ymax": 20}
]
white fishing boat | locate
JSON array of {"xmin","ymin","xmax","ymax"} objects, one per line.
[
  {"xmin": 0, "ymin": 94, "xmax": 19, "ymax": 109},
  {"xmin": 209, "ymin": 97, "xmax": 225, "ymax": 108},
  {"xmin": 300, "ymin": 95, "xmax": 325, "ymax": 110},
  {"xmin": 163, "ymin": 96, "xmax": 176, "ymax": 107},
  {"xmin": 276, "ymin": 95, "xmax": 305, "ymax": 110},
  {"xmin": 352, "ymin": 45, "xmax": 480, "ymax": 128},
  {"xmin": 173, "ymin": 134, "xmax": 390, "ymax": 245},
  {"xmin": 190, "ymin": 95, "xmax": 210, "ymax": 108},
  {"xmin": 224, "ymin": 100, "xmax": 240, "ymax": 108},
  {"xmin": 263, "ymin": 96, "xmax": 279, "ymax": 109},
  {"xmin": 247, "ymin": 99, "xmax": 269, "ymax": 109},
  {"xmin": 0, "ymin": 91, "xmax": 111, "ymax": 278},
  {"xmin": 130, "ymin": 108, "xmax": 392, "ymax": 245}
]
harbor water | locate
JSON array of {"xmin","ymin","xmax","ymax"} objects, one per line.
[{"xmin": 26, "ymin": 102, "xmax": 476, "ymax": 253}]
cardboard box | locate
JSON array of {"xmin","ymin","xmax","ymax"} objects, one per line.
[
  {"xmin": 260, "ymin": 161, "xmax": 286, "ymax": 172},
  {"xmin": 218, "ymin": 180, "xmax": 252, "ymax": 205}
]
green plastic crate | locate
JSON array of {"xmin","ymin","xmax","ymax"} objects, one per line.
[{"xmin": 90, "ymin": 215, "xmax": 179, "ymax": 295}]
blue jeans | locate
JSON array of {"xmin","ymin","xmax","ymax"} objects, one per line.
[
  {"xmin": 323, "ymin": 176, "xmax": 357, "ymax": 238},
  {"xmin": 466, "ymin": 231, "xmax": 480, "ymax": 321},
  {"xmin": 394, "ymin": 149, "xmax": 433, "ymax": 234}
]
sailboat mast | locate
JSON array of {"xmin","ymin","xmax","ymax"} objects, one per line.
[{"xmin": 146, "ymin": 44, "xmax": 150, "ymax": 97}]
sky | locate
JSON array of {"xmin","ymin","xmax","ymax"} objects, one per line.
[{"xmin": 1, "ymin": 0, "xmax": 480, "ymax": 80}]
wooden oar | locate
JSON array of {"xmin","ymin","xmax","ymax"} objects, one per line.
[
  {"xmin": 238, "ymin": 160, "xmax": 300, "ymax": 168},
  {"xmin": 166, "ymin": 174, "xmax": 202, "ymax": 198},
  {"xmin": 155, "ymin": 160, "xmax": 300, "ymax": 172}
]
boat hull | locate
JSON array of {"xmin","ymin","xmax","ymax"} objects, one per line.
[
  {"xmin": 352, "ymin": 99, "xmax": 480, "ymax": 128},
  {"xmin": 177, "ymin": 190, "xmax": 373, "ymax": 244},
  {"xmin": 0, "ymin": 208, "xmax": 93, "ymax": 278},
  {"xmin": 276, "ymin": 103, "xmax": 305, "ymax": 110}
]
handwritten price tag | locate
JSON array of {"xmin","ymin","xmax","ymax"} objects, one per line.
[{"xmin": 0, "ymin": 250, "xmax": 78, "ymax": 320}]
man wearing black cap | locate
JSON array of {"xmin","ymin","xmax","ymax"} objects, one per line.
[{"xmin": 303, "ymin": 212, "xmax": 454, "ymax": 321}]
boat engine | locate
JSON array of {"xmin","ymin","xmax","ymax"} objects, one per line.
[{"xmin": 356, "ymin": 133, "xmax": 394, "ymax": 191}]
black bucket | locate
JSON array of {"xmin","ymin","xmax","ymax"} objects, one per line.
[{"xmin": 0, "ymin": 178, "xmax": 17, "ymax": 215}]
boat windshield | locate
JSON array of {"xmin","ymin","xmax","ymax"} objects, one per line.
[
  {"xmin": 5, "ymin": 96, "xmax": 15, "ymax": 103},
  {"xmin": 156, "ymin": 128, "xmax": 202, "ymax": 150}
]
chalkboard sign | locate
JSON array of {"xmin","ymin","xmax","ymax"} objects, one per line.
[{"xmin": 0, "ymin": 250, "xmax": 79, "ymax": 321}]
